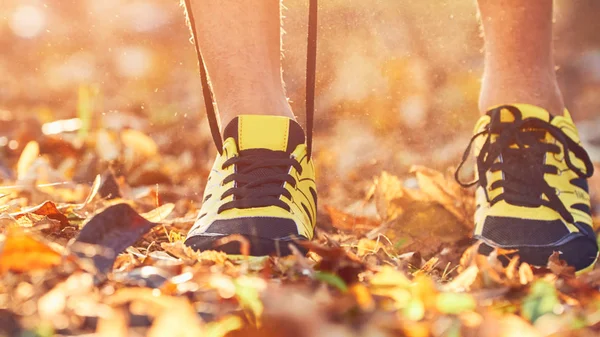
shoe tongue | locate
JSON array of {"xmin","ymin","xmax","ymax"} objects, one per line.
[
  {"xmin": 222, "ymin": 115, "xmax": 305, "ymax": 153},
  {"xmin": 487, "ymin": 104, "xmax": 552, "ymax": 134}
]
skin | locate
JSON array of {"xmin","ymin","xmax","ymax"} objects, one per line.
[
  {"xmin": 188, "ymin": 0, "xmax": 566, "ymax": 128},
  {"xmin": 478, "ymin": 0, "xmax": 565, "ymax": 116},
  {"xmin": 188, "ymin": 0, "xmax": 293, "ymax": 129}
]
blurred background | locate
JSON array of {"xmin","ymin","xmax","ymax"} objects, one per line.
[{"xmin": 1, "ymin": 0, "xmax": 599, "ymax": 207}]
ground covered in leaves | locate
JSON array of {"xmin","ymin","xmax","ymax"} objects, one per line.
[
  {"xmin": 1, "ymin": 124, "xmax": 600, "ymax": 337},
  {"xmin": 2, "ymin": 0, "xmax": 600, "ymax": 336}
]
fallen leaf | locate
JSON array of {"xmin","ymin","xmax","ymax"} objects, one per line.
[
  {"xmin": 411, "ymin": 165, "xmax": 474, "ymax": 229},
  {"xmin": 140, "ymin": 203, "xmax": 175, "ymax": 223},
  {"xmin": 0, "ymin": 227, "xmax": 63, "ymax": 274},
  {"xmin": 442, "ymin": 265, "xmax": 479, "ymax": 292},
  {"xmin": 12, "ymin": 200, "xmax": 70, "ymax": 228},
  {"xmin": 73, "ymin": 203, "xmax": 158, "ymax": 273},
  {"xmin": 98, "ymin": 170, "xmax": 123, "ymax": 200},
  {"xmin": 17, "ymin": 141, "xmax": 39, "ymax": 181},
  {"xmin": 324, "ymin": 205, "xmax": 379, "ymax": 232},
  {"xmin": 314, "ymin": 271, "xmax": 348, "ymax": 292},
  {"xmin": 106, "ymin": 287, "xmax": 204, "ymax": 337},
  {"xmin": 121, "ymin": 129, "xmax": 158, "ymax": 158},
  {"xmin": 354, "ymin": 237, "xmax": 386, "ymax": 257},
  {"xmin": 519, "ymin": 263, "xmax": 534, "ymax": 285},
  {"xmin": 349, "ymin": 284, "xmax": 375, "ymax": 311},
  {"xmin": 373, "ymin": 171, "xmax": 408, "ymax": 221},
  {"xmin": 299, "ymin": 240, "xmax": 365, "ymax": 286},
  {"xmin": 75, "ymin": 174, "xmax": 102, "ymax": 210},
  {"xmin": 547, "ymin": 251, "xmax": 576, "ymax": 279},
  {"xmin": 161, "ymin": 240, "xmax": 228, "ymax": 265}
]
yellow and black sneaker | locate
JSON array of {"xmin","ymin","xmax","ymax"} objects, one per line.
[
  {"xmin": 184, "ymin": 115, "xmax": 317, "ymax": 255},
  {"xmin": 182, "ymin": 0, "xmax": 319, "ymax": 255},
  {"xmin": 456, "ymin": 104, "xmax": 597, "ymax": 272}
]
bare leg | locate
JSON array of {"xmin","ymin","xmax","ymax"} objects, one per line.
[
  {"xmin": 187, "ymin": 0, "xmax": 293, "ymax": 127},
  {"xmin": 478, "ymin": 0, "xmax": 565, "ymax": 115}
]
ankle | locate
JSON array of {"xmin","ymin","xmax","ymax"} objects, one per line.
[
  {"xmin": 479, "ymin": 71, "xmax": 565, "ymax": 116},
  {"xmin": 219, "ymin": 93, "xmax": 294, "ymax": 128}
]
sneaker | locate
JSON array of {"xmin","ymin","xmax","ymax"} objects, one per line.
[
  {"xmin": 456, "ymin": 104, "xmax": 598, "ymax": 272},
  {"xmin": 185, "ymin": 115, "xmax": 317, "ymax": 256}
]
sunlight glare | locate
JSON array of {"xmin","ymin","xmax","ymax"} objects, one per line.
[
  {"xmin": 9, "ymin": 5, "xmax": 46, "ymax": 39},
  {"xmin": 115, "ymin": 46, "xmax": 153, "ymax": 78}
]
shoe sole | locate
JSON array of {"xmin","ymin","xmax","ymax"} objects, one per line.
[
  {"xmin": 184, "ymin": 234, "xmax": 308, "ymax": 257},
  {"xmin": 478, "ymin": 235, "xmax": 599, "ymax": 274}
]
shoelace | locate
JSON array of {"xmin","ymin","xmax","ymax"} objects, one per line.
[
  {"xmin": 455, "ymin": 105, "xmax": 594, "ymax": 223},
  {"xmin": 217, "ymin": 150, "xmax": 303, "ymax": 213}
]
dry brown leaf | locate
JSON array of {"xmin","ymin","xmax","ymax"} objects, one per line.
[
  {"xmin": 415, "ymin": 256, "xmax": 439, "ymax": 276},
  {"xmin": 0, "ymin": 227, "xmax": 63, "ymax": 274},
  {"xmin": 475, "ymin": 251, "xmax": 507, "ymax": 286},
  {"xmin": 442, "ymin": 265, "xmax": 479, "ymax": 292},
  {"xmin": 299, "ymin": 240, "xmax": 365, "ymax": 286},
  {"xmin": 324, "ymin": 205, "xmax": 379, "ymax": 232},
  {"xmin": 458, "ymin": 243, "xmax": 479, "ymax": 272},
  {"xmin": 355, "ymin": 238, "xmax": 386, "ymax": 257},
  {"xmin": 547, "ymin": 251, "xmax": 576, "ymax": 279},
  {"xmin": 504, "ymin": 256, "xmax": 520, "ymax": 283},
  {"xmin": 161, "ymin": 240, "xmax": 228, "ymax": 265},
  {"xmin": 410, "ymin": 165, "xmax": 473, "ymax": 229},
  {"xmin": 373, "ymin": 171, "xmax": 408, "ymax": 221},
  {"xmin": 12, "ymin": 200, "xmax": 70, "ymax": 227}
]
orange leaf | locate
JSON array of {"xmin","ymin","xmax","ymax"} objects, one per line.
[
  {"xmin": 324, "ymin": 205, "xmax": 379, "ymax": 232},
  {"xmin": 12, "ymin": 200, "xmax": 70, "ymax": 227},
  {"xmin": 0, "ymin": 227, "xmax": 63, "ymax": 274}
]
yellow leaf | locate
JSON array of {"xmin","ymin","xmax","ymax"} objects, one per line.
[
  {"xmin": 121, "ymin": 129, "xmax": 158, "ymax": 158},
  {"xmin": 17, "ymin": 141, "xmax": 39, "ymax": 181},
  {"xmin": 355, "ymin": 238, "xmax": 384, "ymax": 256},
  {"xmin": 411, "ymin": 165, "xmax": 473, "ymax": 229},
  {"xmin": 140, "ymin": 203, "xmax": 175, "ymax": 223},
  {"xmin": 370, "ymin": 266, "xmax": 411, "ymax": 288}
]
